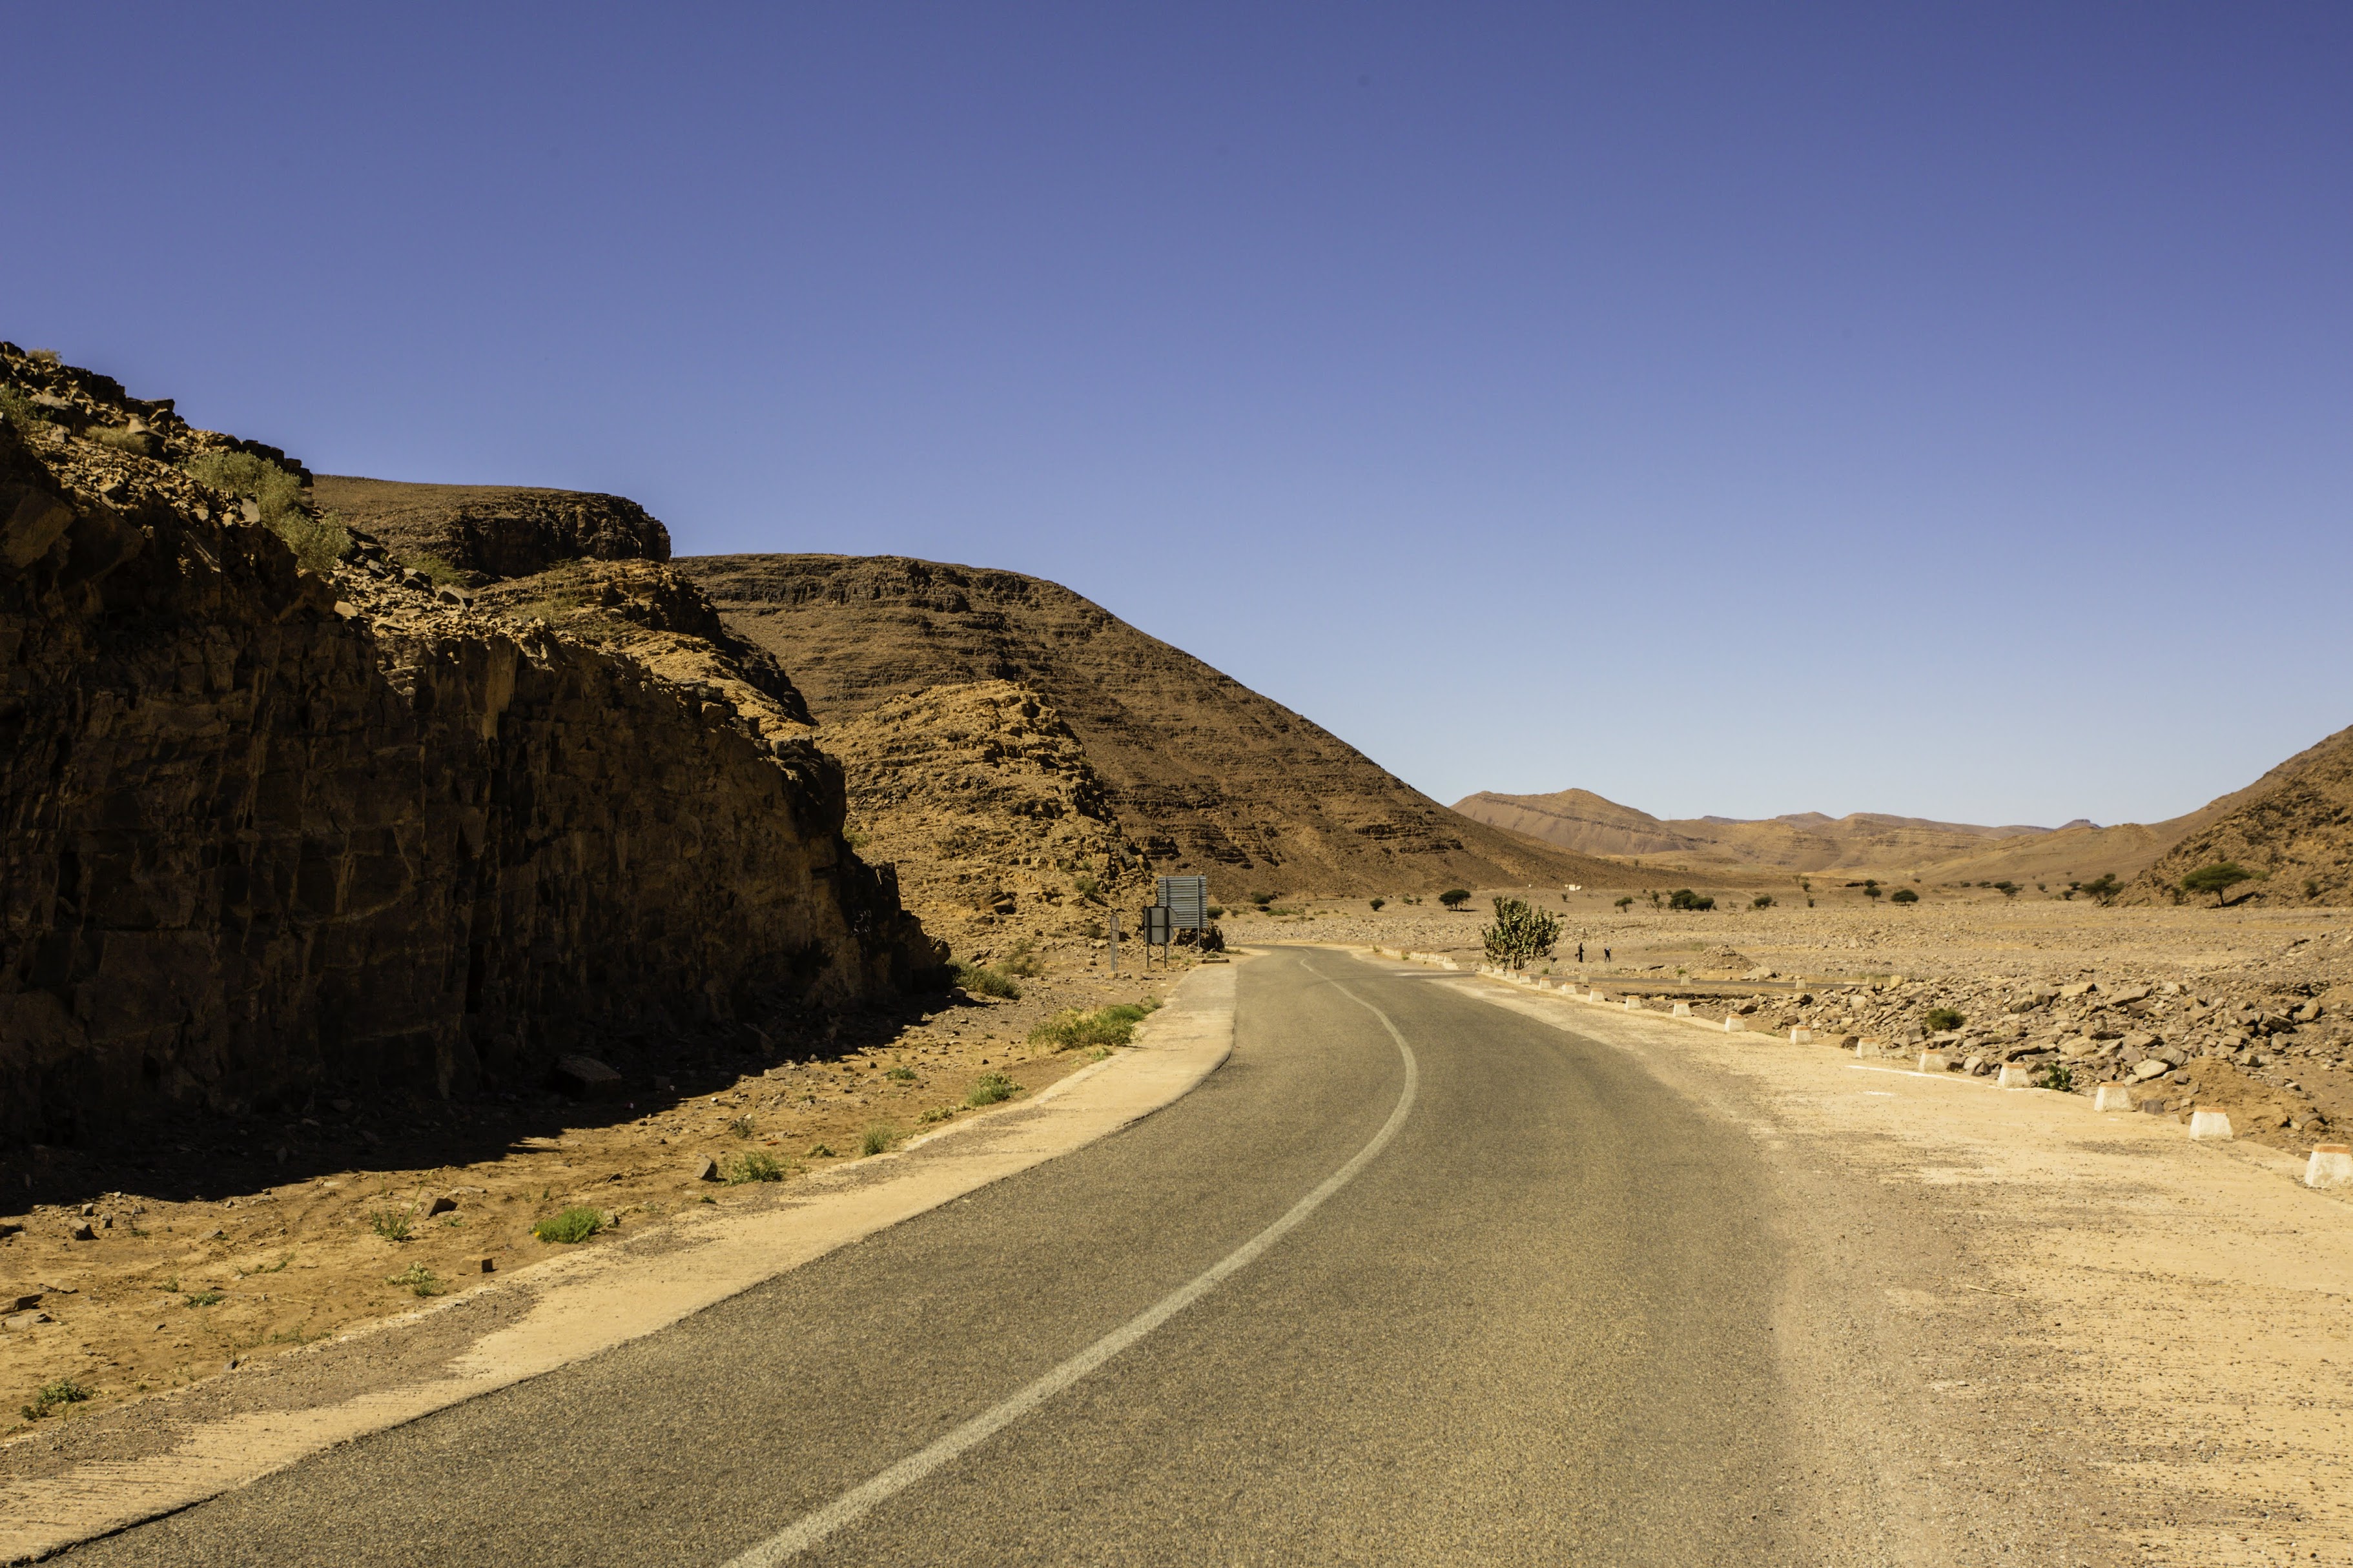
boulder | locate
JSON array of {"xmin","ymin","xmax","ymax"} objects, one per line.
[{"xmin": 550, "ymin": 1054, "xmax": 625, "ymax": 1100}]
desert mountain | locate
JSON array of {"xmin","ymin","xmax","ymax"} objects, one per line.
[
  {"xmin": 675, "ymin": 553, "xmax": 1625, "ymax": 899},
  {"xmin": 2123, "ymin": 723, "xmax": 2353, "ymax": 906},
  {"xmin": 1461, "ymin": 725, "xmax": 2353, "ymax": 890}
]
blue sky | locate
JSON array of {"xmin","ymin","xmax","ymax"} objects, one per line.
[{"xmin": 7, "ymin": 3, "xmax": 2347, "ymax": 826}]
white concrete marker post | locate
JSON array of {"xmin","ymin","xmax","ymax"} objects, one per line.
[
  {"xmin": 1918, "ymin": 1052, "xmax": 1949, "ymax": 1074},
  {"xmin": 2188, "ymin": 1109, "xmax": 2234, "ymax": 1141},
  {"xmin": 1623, "ymin": 999, "xmax": 1641, "ymax": 1012},
  {"xmin": 1790, "ymin": 1027, "xmax": 1814, "ymax": 1044},
  {"xmin": 1672, "ymin": 1003, "xmax": 1692, "ymax": 1017},
  {"xmin": 2305, "ymin": 1144, "xmax": 2353, "ymax": 1189},
  {"xmin": 1723, "ymin": 1016, "xmax": 1744, "ymax": 1032},
  {"xmin": 1997, "ymin": 1064, "xmax": 2033, "ymax": 1088},
  {"xmin": 2093, "ymin": 1084, "xmax": 2135, "ymax": 1112}
]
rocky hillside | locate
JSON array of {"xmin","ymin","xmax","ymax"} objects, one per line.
[
  {"xmin": 816, "ymin": 680, "xmax": 1148, "ymax": 948},
  {"xmin": 311, "ymin": 475, "xmax": 670, "ymax": 582},
  {"xmin": 0, "ymin": 347, "xmax": 939, "ymax": 1147},
  {"xmin": 676, "ymin": 553, "xmax": 1624, "ymax": 898},
  {"xmin": 2125, "ymin": 724, "xmax": 2353, "ymax": 907}
]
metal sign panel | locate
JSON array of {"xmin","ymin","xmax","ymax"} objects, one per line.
[
  {"xmin": 1144, "ymin": 905, "xmax": 1173, "ymax": 946},
  {"xmin": 1156, "ymin": 875, "xmax": 1209, "ymax": 930}
]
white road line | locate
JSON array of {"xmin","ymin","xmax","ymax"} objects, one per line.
[{"xmin": 723, "ymin": 958, "xmax": 1417, "ymax": 1566}]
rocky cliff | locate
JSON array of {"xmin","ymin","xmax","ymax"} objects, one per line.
[
  {"xmin": 675, "ymin": 553, "xmax": 1625, "ymax": 897},
  {"xmin": 310, "ymin": 475, "xmax": 670, "ymax": 583},
  {"xmin": 0, "ymin": 348, "xmax": 938, "ymax": 1147},
  {"xmin": 2124, "ymin": 724, "xmax": 2353, "ymax": 907}
]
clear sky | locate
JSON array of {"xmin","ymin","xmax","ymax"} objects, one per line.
[{"xmin": 8, "ymin": 4, "xmax": 2348, "ymax": 827}]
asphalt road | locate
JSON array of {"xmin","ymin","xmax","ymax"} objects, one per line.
[{"xmin": 61, "ymin": 949, "xmax": 1832, "ymax": 1566}]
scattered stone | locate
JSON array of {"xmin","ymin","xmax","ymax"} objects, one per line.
[
  {"xmin": 68, "ymin": 1221, "xmax": 94, "ymax": 1241},
  {"xmin": 3, "ymin": 1310, "xmax": 51, "ymax": 1330},
  {"xmin": 692, "ymin": 1155, "xmax": 719, "ymax": 1181},
  {"xmin": 415, "ymin": 1194, "xmax": 456, "ymax": 1217}
]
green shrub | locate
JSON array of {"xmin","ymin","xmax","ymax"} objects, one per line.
[
  {"xmin": 1030, "ymin": 999, "xmax": 1159, "ymax": 1050},
  {"xmin": 183, "ymin": 1289, "xmax": 225, "ymax": 1308},
  {"xmin": 1751, "ymin": 895, "xmax": 1774, "ymax": 910},
  {"xmin": 183, "ymin": 449, "xmax": 350, "ymax": 573},
  {"xmin": 859, "ymin": 1125, "xmax": 898, "ymax": 1157},
  {"xmin": 918, "ymin": 1107, "xmax": 952, "ymax": 1124},
  {"xmin": 952, "ymin": 960, "xmax": 1021, "ymax": 1000},
  {"xmin": 725, "ymin": 1151, "xmax": 786, "ymax": 1184},
  {"xmin": 386, "ymin": 1263, "xmax": 442, "ymax": 1298},
  {"xmin": 1438, "ymin": 889, "xmax": 1472, "ymax": 910},
  {"xmin": 1890, "ymin": 888, "xmax": 1918, "ymax": 904},
  {"xmin": 807, "ymin": 1143, "xmax": 837, "ymax": 1157},
  {"xmin": 884, "ymin": 1064, "xmax": 916, "ymax": 1082},
  {"xmin": 1994, "ymin": 881, "xmax": 2020, "ymax": 899},
  {"xmin": 1482, "ymin": 896, "xmax": 1561, "ymax": 969},
  {"xmin": 1667, "ymin": 888, "xmax": 1713, "ymax": 911},
  {"xmin": 2180, "ymin": 862, "xmax": 2255, "ymax": 905},
  {"xmin": 1614, "ymin": 895, "xmax": 1634, "ymax": 911},
  {"xmin": 1924, "ymin": 1006, "xmax": 1965, "ymax": 1032},
  {"xmin": 1205, "ymin": 905, "xmax": 1225, "ymax": 920},
  {"xmin": 1368, "ymin": 897, "xmax": 1384, "ymax": 911},
  {"xmin": 369, "ymin": 1209, "xmax": 412, "ymax": 1242},
  {"xmin": 20, "ymin": 1379, "xmax": 89, "ymax": 1422},
  {"xmin": 2077, "ymin": 873, "xmax": 2121, "ymax": 904},
  {"xmin": 531, "ymin": 1206, "xmax": 604, "ymax": 1244},
  {"xmin": 965, "ymin": 1072, "xmax": 1018, "ymax": 1107},
  {"xmin": 2040, "ymin": 1061, "xmax": 2075, "ymax": 1093},
  {"xmin": 0, "ymin": 385, "xmax": 54, "ymax": 433},
  {"xmin": 998, "ymin": 939, "xmax": 1045, "ymax": 978}
]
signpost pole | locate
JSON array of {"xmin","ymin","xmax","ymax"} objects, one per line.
[{"xmin": 1108, "ymin": 909, "xmax": 1118, "ymax": 974}]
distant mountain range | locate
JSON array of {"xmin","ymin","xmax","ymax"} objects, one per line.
[{"xmin": 1455, "ymin": 727, "xmax": 2353, "ymax": 899}]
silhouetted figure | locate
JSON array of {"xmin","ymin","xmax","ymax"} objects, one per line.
[
  {"xmin": 1576, "ymin": 943, "xmax": 1585, "ymax": 964},
  {"xmin": 1603, "ymin": 947, "xmax": 1612, "ymax": 962}
]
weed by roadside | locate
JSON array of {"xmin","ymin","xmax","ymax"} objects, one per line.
[
  {"xmin": 953, "ymin": 960, "xmax": 1021, "ymax": 999},
  {"xmin": 998, "ymin": 939, "xmax": 1045, "ymax": 978},
  {"xmin": 184, "ymin": 1289, "xmax": 224, "ymax": 1308},
  {"xmin": 807, "ymin": 1143, "xmax": 837, "ymax": 1158},
  {"xmin": 21, "ymin": 1379, "xmax": 89, "ymax": 1422},
  {"xmin": 1029, "ymin": 998, "xmax": 1160, "ymax": 1052},
  {"xmin": 859, "ymin": 1125, "xmax": 898, "ymax": 1157},
  {"xmin": 531, "ymin": 1207, "xmax": 604, "ymax": 1244},
  {"xmin": 724, "ymin": 1151, "xmax": 786, "ymax": 1184},
  {"xmin": 369, "ymin": 1209, "xmax": 412, "ymax": 1242},
  {"xmin": 965, "ymin": 1073, "xmax": 1018, "ymax": 1107},
  {"xmin": 386, "ymin": 1264, "xmax": 442, "ymax": 1298}
]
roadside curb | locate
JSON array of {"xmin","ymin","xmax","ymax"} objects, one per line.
[{"xmin": 0, "ymin": 966, "xmax": 1237, "ymax": 1563}]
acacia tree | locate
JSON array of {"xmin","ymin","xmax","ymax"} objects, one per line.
[
  {"xmin": 2180, "ymin": 862, "xmax": 2255, "ymax": 906},
  {"xmin": 1439, "ymin": 888, "xmax": 1472, "ymax": 910},
  {"xmin": 1483, "ymin": 896, "xmax": 1561, "ymax": 970}
]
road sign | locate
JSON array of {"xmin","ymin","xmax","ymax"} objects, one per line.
[
  {"xmin": 1156, "ymin": 875, "xmax": 1209, "ymax": 930},
  {"xmin": 1144, "ymin": 904, "xmax": 1173, "ymax": 946}
]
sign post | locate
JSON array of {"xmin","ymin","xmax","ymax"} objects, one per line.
[{"xmin": 1107, "ymin": 909, "xmax": 1118, "ymax": 974}]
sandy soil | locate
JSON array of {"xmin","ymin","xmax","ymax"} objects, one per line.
[{"xmin": 0, "ymin": 950, "xmax": 1197, "ymax": 1438}]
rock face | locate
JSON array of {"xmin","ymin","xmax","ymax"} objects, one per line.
[
  {"xmin": 0, "ymin": 347, "xmax": 940, "ymax": 1147},
  {"xmin": 675, "ymin": 553, "xmax": 1623, "ymax": 897},
  {"xmin": 2124, "ymin": 723, "xmax": 2353, "ymax": 908},
  {"xmin": 816, "ymin": 680, "xmax": 1142, "ymax": 944},
  {"xmin": 311, "ymin": 476, "xmax": 670, "ymax": 582}
]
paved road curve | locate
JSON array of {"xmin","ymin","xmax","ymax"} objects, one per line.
[{"xmin": 63, "ymin": 949, "xmax": 1833, "ymax": 1565}]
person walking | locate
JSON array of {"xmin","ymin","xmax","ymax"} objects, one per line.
[
  {"xmin": 1603, "ymin": 947, "xmax": 1612, "ymax": 963},
  {"xmin": 1576, "ymin": 942, "xmax": 1585, "ymax": 964}
]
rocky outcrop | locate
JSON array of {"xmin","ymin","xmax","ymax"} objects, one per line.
[
  {"xmin": 0, "ymin": 347, "xmax": 940, "ymax": 1147},
  {"xmin": 817, "ymin": 680, "xmax": 1144, "ymax": 943},
  {"xmin": 675, "ymin": 553, "xmax": 1626, "ymax": 897},
  {"xmin": 310, "ymin": 475, "xmax": 670, "ymax": 582}
]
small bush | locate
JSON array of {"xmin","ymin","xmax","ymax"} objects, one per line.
[
  {"xmin": 1862, "ymin": 883, "xmax": 1884, "ymax": 901},
  {"xmin": 1482, "ymin": 896, "xmax": 1561, "ymax": 969},
  {"xmin": 1438, "ymin": 889, "xmax": 1472, "ymax": 910},
  {"xmin": 842, "ymin": 826, "xmax": 870, "ymax": 851},
  {"xmin": 1029, "ymin": 999, "xmax": 1160, "ymax": 1051},
  {"xmin": 725, "ymin": 1152, "xmax": 786, "ymax": 1184},
  {"xmin": 386, "ymin": 1263, "xmax": 442, "ymax": 1298},
  {"xmin": 1994, "ymin": 881, "xmax": 2020, "ymax": 899},
  {"xmin": 87, "ymin": 425, "xmax": 153, "ymax": 456},
  {"xmin": 1752, "ymin": 895, "xmax": 1774, "ymax": 910},
  {"xmin": 952, "ymin": 959, "xmax": 1021, "ymax": 999},
  {"xmin": 808, "ymin": 1143, "xmax": 837, "ymax": 1157},
  {"xmin": 0, "ymin": 385, "xmax": 53, "ymax": 432},
  {"xmin": 183, "ymin": 449, "xmax": 350, "ymax": 574},
  {"xmin": 1667, "ymin": 889, "xmax": 1714, "ymax": 911},
  {"xmin": 1924, "ymin": 1006, "xmax": 1965, "ymax": 1032},
  {"xmin": 1074, "ymin": 875, "xmax": 1105, "ymax": 903},
  {"xmin": 1368, "ymin": 897, "xmax": 1384, "ymax": 911},
  {"xmin": 966, "ymin": 1072, "xmax": 1018, "ymax": 1107},
  {"xmin": 998, "ymin": 939, "xmax": 1045, "ymax": 978},
  {"xmin": 532, "ymin": 1206, "xmax": 604, "ymax": 1244},
  {"xmin": 2040, "ymin": 1061, "xmax": 2075, "ymax": 1093},
  {"xmin": 1205, "ymin": 905, "xmax": 1225, "ymax": 920},
  {"xmin": 918, "ymin": 1107, "xmax": 952, "ymax": 1124},
  {"xmin": 2077, "ymin": 873, "xmax": 2120, "ymax": 904},
  {"xmin": 859, "ymin": 1125, "xmax": 898, "ymax": 1157},
  {"xmin": 21, "ymin": 1379, "xmax": 89, "ymax": 1422},
  {"xmin": 885, "ymin": 1064, "xmax": 916, "ymax": 1082},
  {"xmin": 369, "ymin": 1209, "xmax": 412, "ymax": 1242},
  {"xmin": 1890, "ymin": 888, "xmax": 1918, "ymax": 904},
  {"xmin": 184, "ymin": 1289, "xmax": 225, "ymax": 1308},
  {"xmin": 1614, "ymin": 895, "xmax": 1634, "ymax": 911}
]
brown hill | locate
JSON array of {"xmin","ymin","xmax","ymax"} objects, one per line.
[
  {"xmin": 2124, "ymin": 724, "xmax": 2353, "ymax": 907},
  {"xmin": 675, "ymin": 553, "xmax": 1627, "ymax": 898}
]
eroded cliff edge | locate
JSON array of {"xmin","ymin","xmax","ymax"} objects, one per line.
[{"xmin": 0, "ymin": 347, "xmax": 941, "ymax": 1146}]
